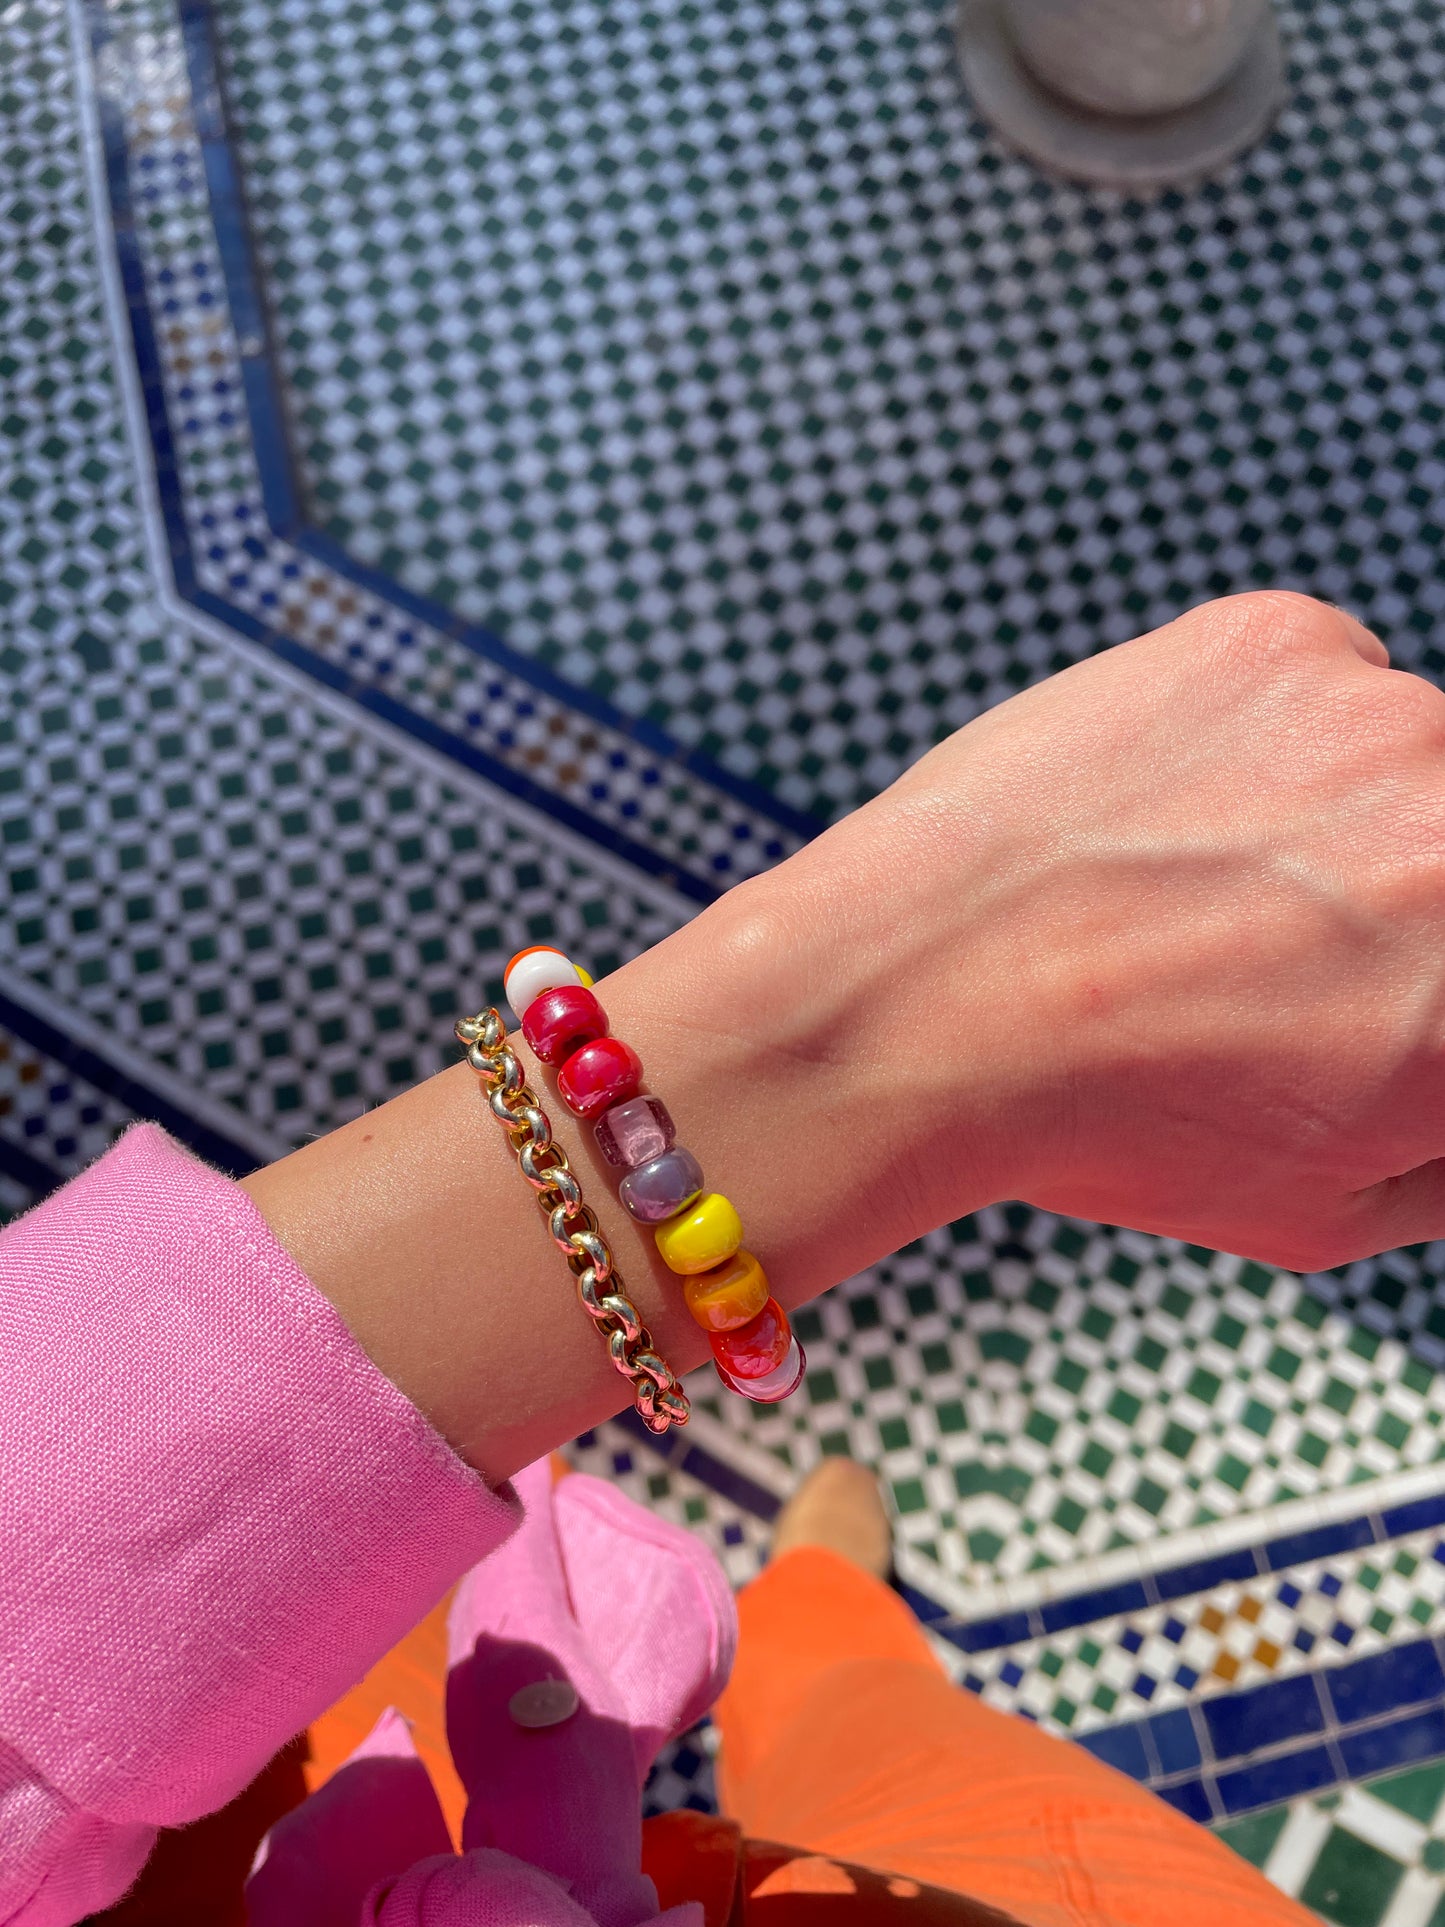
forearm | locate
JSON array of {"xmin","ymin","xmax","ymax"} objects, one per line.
[{"xmin": 239, "ymin": 829, "xmax": 1017, "ymax": 1486}]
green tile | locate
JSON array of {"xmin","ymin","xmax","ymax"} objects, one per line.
[
  {"xmin": 1369, "ymin": 1759, "xmax": 1445, "ymax": 1824},
  {"xmin": 21, "ymin": 2, "xmax": 1445, "ymax": 1851},
  {"xmin": 1215, "ymin": 1804, "xmax": 1289, "ymax": 1870},
  {"xmin": 1299, "ymin": 1830, "xmax": 1403, "ymax": 1927}
]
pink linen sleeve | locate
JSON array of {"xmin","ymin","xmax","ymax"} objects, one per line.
[
  {"xmin": 0, "ymin": 1121, "xmax": 518, "ymax": 1926},
  {"xmin": 247, "ymin": 1459, "xmax": 733, "ymax": 1927}
]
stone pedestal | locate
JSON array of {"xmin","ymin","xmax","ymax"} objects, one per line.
[{"xmin": 958, "ymin": 0, "xmax": 1287, "ymax": 190}]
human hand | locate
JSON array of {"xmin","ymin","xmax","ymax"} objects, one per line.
[
  {"xmin": 242, "ymin": 589, "xmax": 1445, "ymax": 1479},
  {"xmin": 691, "ymin": 591, "xmax": 1445, "ymax": 1274}
]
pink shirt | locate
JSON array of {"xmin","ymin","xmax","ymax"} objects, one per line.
[{"xmin": 0, "ymin": 1123, "xmax": 731, "ymax": 1927}]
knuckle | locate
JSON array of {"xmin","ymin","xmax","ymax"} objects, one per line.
[
  {"xmin": 1214, "ymin": 589, "xmax": 1353, "ymax": 660},
  {"xmin": 1382, "ymin": 668, "xmax": 1445, "ymax": 745},
  {"xmin": 1192, "ymin": 589, "xmax": 1391, "ymax": 679}
]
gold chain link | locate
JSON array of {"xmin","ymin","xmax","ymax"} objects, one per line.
[{"xmin": 456, "ymin": 1008, "xmax": 690, "ymax": 1436}]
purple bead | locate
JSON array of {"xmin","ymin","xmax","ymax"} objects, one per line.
[
  {"xmin": 619, "ymin": 1147, "xmax": 704, "ymax": 1224},
  {"xmin": 593, "ymin": 1094, "xmax": 675, "ymax": 1170}
]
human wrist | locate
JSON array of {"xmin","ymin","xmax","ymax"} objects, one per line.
[
  {"xmin": 603, "ymin": 819, "xmax": 1031, "ymax": 1306},
  {"xmin": 238, "ymin": 889, "xmax": 898, "ymax": 1481},
  {"xmin": 237, "ymin": 806, "xmax": 1032, "ymax": 1481}
]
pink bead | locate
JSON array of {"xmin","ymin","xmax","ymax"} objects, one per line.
[
  {"xmin": 521, "ymin": 986, "xmax": 609, "ymax": 1067},
  {"xmin": 594, "ymin": 1094, "xmax": 676, "ymax": 1170},
  {"xmin": 716, "ymin": 1335, "xmax": 806, "ymax": 1405},
  {"xmin": 709, "ymin": 1296, "xmax": 792, "ymax": 1380},
  {"xmin": 557, "ymin": 1036, "xmax": 643, "ymax": 1120}
]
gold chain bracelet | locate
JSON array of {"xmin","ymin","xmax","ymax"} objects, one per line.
[{"xmin": 456, "ymin": 1008, "xmax": 691, "ymax": 1436}]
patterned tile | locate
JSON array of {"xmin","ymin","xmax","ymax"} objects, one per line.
[
  {"xmin": 1220, "ymin": 1758, "xmax": 1445, "ymax": 1925},
  {"xmin": 7, "ymin": 0, "xmax": 1445, "ymax": 1898},
  {"xmin": 644, "ymin": 1723, "xmax": 719, "ymax": 1822},
  {"xmin": 674, "ymin": 1215, "xmax": 1445, "ymax": 1619},
  {"xmin": 0, "ymin": 1028, "xmax": 136, "ymax": 1183},
  {"xmin": 961, "ymin": 1533, "xmax": 1445, "ymax": 1735},
  {"xmin": 211, "ymin": 0, "xmax": 1445, "ymax": 820},
  {"xmin": 102, "ymin": 0, "xmax": 806, "ymax": 899},
  {"xmin": 1, "ymin": 608, "xmax": 687, "ymax": 1151}
]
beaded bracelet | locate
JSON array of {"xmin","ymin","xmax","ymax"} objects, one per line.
[
  {"xmin": 455, "ymin": 1004, "xmax": 691, "ymax": 1436},
  {"xmin": 503, "ymin": 945, "xmax": 807, "ymax": 1406}
]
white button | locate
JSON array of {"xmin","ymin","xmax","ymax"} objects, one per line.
[{"xmin": 508, "ymin": 1678, "xmax": 580, "ymax": 1729}]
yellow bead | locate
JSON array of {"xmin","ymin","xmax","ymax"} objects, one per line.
[
  {"xmin": 576, "ymin": 965, "xmax": 594, "ymax": 988},
  {"xmin": 654, "ymin": 1192, "xmax": 744, "ymax": 1275},
  {"xmin": 684, "ymin": 1250, "xmax": 769, "ymax": 1332}
]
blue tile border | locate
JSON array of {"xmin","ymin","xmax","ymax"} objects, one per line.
[
  {"xmin": 1069, "ymin": 1635, "xmax": 1445, "ymax": 1817},
  {"xmin": 183, "ymin": 583, "xmax": 726, "ymax": 907},
  {"xmin": 1202, "ymin": 1673, "xmax": 1327, "ymax": 1762},
  {"xmin": 168, "ymin": 0, "xmax": 826, "ymax": 852},
  {"xmin": 1152, "ymin": 1547, "xmax": 1261, "ymax": 1601},
  {"xmin": 1382, "ymin": 1493, "xmax": 1445, "ymax": 1539},
  {"xmin": 0, "ymin": 1130, "xmax": 65, "ymax": 1200},
  {"xmin": 1040, "ymin": 1578, "xmax": 1150, "ymax": 1635},
  {"xmin": 1323, "ymin": 1643, "xmax": 1445, "ymax": 1727},
  {"xmin": 615, "ymin": 1399, "xmax": 1445, "ymax": 1809},
  {"xmin": 621, "ymin": 1393, "xmax": 1445, "ymax": 1675},
  {"xmin": 936, "ymin": 1532, "xmax": 1445, "ymax": 1659},
  {"xmin": 1340, "ymin": 1703, "xmax": 1445, "ymax": 1781},
  {"xmin": 85, "ymin": 0, "xmax": 809, "ymax": 914},
  {"xmin": 1214, "ymin": 1742, "xmax": 1339, "ymax": 1815},
  {"xmin": 0, "ymin": 986, "xmax": 262, "ymax": 1182},
  {"xmin": 1263, "ymin": 1517, "xmax": 1377, "ymax": 1571}
]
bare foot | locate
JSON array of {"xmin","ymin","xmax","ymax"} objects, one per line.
[{"xmin": 770, "ymin": 1457, "xmax": 893, "ymax": 1580}]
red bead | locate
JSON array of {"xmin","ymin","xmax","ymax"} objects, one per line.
[
  {"xmin": 710, "ymin": 1296, "xmax": 792, "ymax": 1380},
  {"xmin": 557, "ymin": 1036, "xmax": 643, "ymax": 1120},
  {"xmin": 715, "ymin": 1335, "xmax": 805, "ymax": 1405},
  {"xmin": 522, "ymin": 986, "xmax": 609, "ymax": 1066}
]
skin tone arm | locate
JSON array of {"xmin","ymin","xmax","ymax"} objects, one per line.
[{"xmin": 242, "ymin": 589, "xmax": 1445, "ymax": 1487}]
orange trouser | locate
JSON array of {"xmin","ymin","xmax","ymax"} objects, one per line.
[
  {"xmin": 714, "ymin": 1547, "xmax": 1315, "ymax": 1927},
  {"xmin": 119, "ymin": 1540, "xmax": 1320, "ymax": 1927}
]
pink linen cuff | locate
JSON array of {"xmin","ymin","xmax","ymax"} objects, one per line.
[{"xmin": 0, "ymin": 1121, "xmax": 517, "ymax": 1827}]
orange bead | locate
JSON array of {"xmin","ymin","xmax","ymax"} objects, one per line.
[{"xmin": 683, "ymin": 1250, "xmax": 770, "ymax": 1333}]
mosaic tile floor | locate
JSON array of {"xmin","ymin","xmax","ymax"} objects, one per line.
[{"xmin": 8, "ymin": 0, "xmax": 1445, "ymax": 1916}]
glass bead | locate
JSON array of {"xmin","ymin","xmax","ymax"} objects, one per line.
[
  {"xmin": 717, "ymin": 1334, "xmax": 806, "ymax": 1405},
  {"xmin": 504, "ymin": 946, "xmax": 585, "ymax": 1019},
  {"xmin": 684, "ymin": 1251, "xmax": 770, "ymax": 1332},
  {"xmin": 594, "ymin": 1094, "xmax": 675, "ymax": 1170},
  {"xmin": 619, "ymin": 1147, "xmax": 704, "ymax": 1224},
  {"xmin": 557, "ymin": 1037, "xmax": 643, "ymax": 1120},
  {"xmin": 654, "ymin": 1192, "xmax": 744, "ymax": 1275},
  {"xmin": 522, "ymin": 985, "xmax": 609, "ymax": 1067},
  {"xmin": 710, "ymin": 1295, "xmax": 791, "ymax": 1379}
]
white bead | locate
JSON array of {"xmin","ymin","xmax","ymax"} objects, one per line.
[
  {"xmin": 508, "ymin": 1677, "xmax": 580, "ymax": 1728},
  {"xmin": 503, "ymin": 948, "xmax": 584, "ymax": 1020}
]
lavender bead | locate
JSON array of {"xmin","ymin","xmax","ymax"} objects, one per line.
[
  {"xmin": 619, "ymin": 1147, "xmax": 704, "ymax": 1224},
  {"xmin": 594, "ymin": 1094, "xmax": 675, "ymax": 1170}
]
